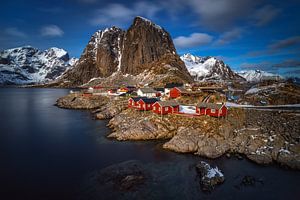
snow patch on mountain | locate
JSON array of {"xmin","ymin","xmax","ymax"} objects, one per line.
[
  {"xmin": 181, "ymin": 53, "xmax": 243, "ymax": 81},
  {"xmin": 237, "ymin": 70, "xmax": 282, "ymax": 82},
  {"xmin": 0, "ymin": 46, "xmax": 77, "ymax": 85}
]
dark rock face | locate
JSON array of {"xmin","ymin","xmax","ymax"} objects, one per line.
[
  {"xmin": 120, "ymin": 17, "xmax": 182, "ymax": 75},
  {"xmin": 65, "ymin": 27, "xmax": 124, "ymax": 85},
  {"xmin": 63, "ymin": 16, "xmax": 192, "ymax": 86}
]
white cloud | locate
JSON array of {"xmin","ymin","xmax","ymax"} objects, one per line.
[
  {"xmin": 4, "ymin": 27, "xmax": 27, "ymax": 38},
  {"xmin": 90, "ymin": 2, "xmax": 161, "ymax": 26},
  {"xmin": 215, "ymin": 28, "xmax": 243, "ymax": 45},
  {"xmin": 40, "ymin": 25, "xmax": 64, "ymax": 37},
  {"xmin": 174, "ymin": 33, "xmax": 213, "ymax": 49}
]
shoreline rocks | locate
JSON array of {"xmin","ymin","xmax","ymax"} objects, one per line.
[
  {"xmin": 56, "ymin": 93, "xmax": 109, "ymax": 109},
  {"xmin": 56, "ymin": 93, "xmax": 300, "ymax": 170},
  {"xmin": 195, "ymin": 161, "xmax": 225, "ymax": 192}
]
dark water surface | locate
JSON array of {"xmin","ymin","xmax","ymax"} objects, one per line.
[{"xmin": 0, "ymin": 88, "xmax": 299, "ymax": 200}]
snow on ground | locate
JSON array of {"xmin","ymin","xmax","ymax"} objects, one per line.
[
  {"xmin": 205, "ymin": 167, "xmax": 224, "ymax": 179},
  {"xmin": 179, "ymin": 105, "xmax": 196, "ymax": 114},
  {"xmin": 245, "ymin": 88, "xmax": 261, "ymax": 95}
]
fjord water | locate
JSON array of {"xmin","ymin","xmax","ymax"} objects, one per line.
[{"xmin": 0, "ymin": 88, "xmax": 299, "ymax": 200}]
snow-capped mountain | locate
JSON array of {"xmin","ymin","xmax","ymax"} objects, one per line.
[
  {"xmin": 181, "ymin": 53, "xmax": 243, "ymax": 81},
  {"xmin": 237, "ymin": 70, "xmax": 282, "ymax": 82},
  {"xmin": 0, "ymin": 46, "xmax": 78, "ymax": 85}
]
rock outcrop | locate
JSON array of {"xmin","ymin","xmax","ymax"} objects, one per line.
[
  {"xmin": 61, "ymin": 16, "xmax": 192, "ymax": 87},
  {"xmin": 195, "ymin": 161, "xmax": 224, "ymax": 192},
  {"xmin": 55, "ymin": 93, "xmax": 109, "ymax": 109},
  {"xmin": 108, "ymin": 106, "xmax": 300, "ymax": 169}
]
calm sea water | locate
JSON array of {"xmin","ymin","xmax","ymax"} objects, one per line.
[{"xmin": 0, "ymin": 88, "xmax": 299, "ymax": 200}]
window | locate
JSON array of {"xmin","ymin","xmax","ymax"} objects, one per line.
[{"xmin": 211, "ymin": 109, "xmax": 215, "ymax": 113}]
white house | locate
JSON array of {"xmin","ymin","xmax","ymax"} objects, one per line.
[{"xmin": 137, "ymin": 88, "xmax": 157, "ymax": 97}]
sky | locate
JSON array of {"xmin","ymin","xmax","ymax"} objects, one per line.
[{"xmin": 1, "ymin": 0, "xmax": 300, "ymax": 76}]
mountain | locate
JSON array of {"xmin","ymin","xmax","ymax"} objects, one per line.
[
  {"xmin": 180, "ymin": 53, "xmax": 244, "ymax": 81},
  {"xmin": 62, "ymin": 16, "xmax": 192, "ymax": 87},
  {"xmin": 0, "ymin": 46, "xmax": 77, "ymax": 85},
  {"xmin": 237, "ymin": 70, "xmax": 282, "ymax": 82}
]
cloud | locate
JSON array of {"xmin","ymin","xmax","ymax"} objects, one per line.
[
  {"xmin": 273, "ymin": 59, "xmax": 300, "ymax": 68},
  {"xmin": 174, "ymin": 33, "xmax": 213, "ymax": 49},
  {"xmin": 90, "ymin": 2, "xmax": 161, "ymax": 26},
  {"xmin": 215, "ymin": 28, "xmax": 243, "ymax": 45},
  {"xmin": 3, "ymin": 27, "xmax": 27, "ymax": 38},
  {"xmin": 246, "ymin": 36, "xmax": 300, "ymax": 57},
  {"xmin": 268, "ymin": 36, "xmax": 300, "ymax": 50},
  {"xmin": 252, "ymin": 5, "xmax": 280, "ymax": 26},
  {"xmin": 40, "ymin": 25, "xmax": 64, "ymax": 37},
  {"xmin": 166, "ymin": 0, "xmax": 261, "ymax": 30}
]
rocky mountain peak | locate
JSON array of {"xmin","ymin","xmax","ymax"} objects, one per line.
[{"xmin": 63, "ymin": 16, "xmax": 192, "ymax": 86}]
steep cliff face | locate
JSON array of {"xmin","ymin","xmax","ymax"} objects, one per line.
[
  {"xmin": 120, "ymin": 17, "xmax": 184, "ymax": 75},
  {"xmin": 64, "ymin": 27, "xmax": 124, "ymax": 85},
  {"xmin": 62, "ymin": 16, "xmax": 192, "ymax": 86}
]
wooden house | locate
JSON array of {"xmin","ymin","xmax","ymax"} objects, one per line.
[
  {"xmin": 137, "ymin": 88, "xmax": 157, "ymax": 97},
  {"xmin": 169, "ymin": 87, "xmax": 190, "ymax": 98},
  {"xmin": 196, "ymin": 102, "xmax": 227, "ymax": 117},
  {"xmin": 164, "ymin": 83, "xmax": 184, "ymax": 94},
  {"xmin": 152, "ymin": 100, "xmax": 180, "ymax": 115},
  {"xmin": 93, "ymin": 85, "xmax": 102, "ymax": 89},
  {"xmin": 128, "ymin": 97, "xmax": 147, "ymax": 108},
  {"xmin": 137, "ymin": 98, "xmax": 158, "ymax": 111}
]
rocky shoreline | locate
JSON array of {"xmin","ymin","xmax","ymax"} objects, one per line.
[{"xmin": 56, "ymin": 94, "xmax": 300, "ymax": 170}]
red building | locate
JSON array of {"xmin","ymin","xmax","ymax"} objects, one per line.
[
  {"xmin": 82, "ymin": 92, "xmax": 92, "ymax": 97},
  {"xmin": 152, "ymin": 100, "xmax": 180, "ymax": 115},
  {"xmin": 137, "ymin": 98, "xmax": 158, "ymax": 111},
  {"xmin": 196, "ymin": 102, "xmax": 227, "ymax": 117},
  {"xmin": 169, "ymin": 87, "xmax": 190, "ymax": 98},
  {"xmin": 93, "ymin": 85, "xmax": 102, "ymax": 89},
  {"xmin": 128, "ymin": 97, "xmax": 147, "ymax": 108}
]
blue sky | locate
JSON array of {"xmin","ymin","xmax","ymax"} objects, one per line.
[{"xmin": 1, "ymin": 0, "xmax": 300, "ymax": 76}]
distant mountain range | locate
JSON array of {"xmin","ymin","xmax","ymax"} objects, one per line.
[
  {"xmin": 237, "ymin": 70, "xmax": 282, "ymax": 82},
  {"xmin": 180, "ymin": 53, "xmax": 285, "ymax": 83},
  {"xmin": 0, "ymin": 46, "xmax": 77, "ymax": 85},
  {"xmin": 180, "ymin": 53, "xmax": 244, "ymax": 81}
]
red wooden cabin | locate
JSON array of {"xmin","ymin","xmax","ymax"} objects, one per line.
[
  {"xmin": 169, "ymin": 87, "xmax": 190, "ymax": 98},
  {"xmin": 196, "ymin": 102, "xmax": 227, "ymax": 117},
  {"xmin": 152, "ymin": 100, "xmax": 180, "ymax": 115},
  {"xmin": 137, "ymin": 98, "xmax": 158, "ymax": 111},
  {"xmin": 93, "ymin": 85, "xmax": 102, "ymax": 89},
  {"xmin": 128, "ymin": 97, "xmax": 147, "ymax": 108}
]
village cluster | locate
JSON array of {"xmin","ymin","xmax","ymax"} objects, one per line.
[{"xmin": 83, "ymin": 83, "xmax": 228, "ymax": 118}]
